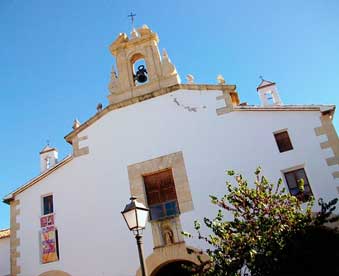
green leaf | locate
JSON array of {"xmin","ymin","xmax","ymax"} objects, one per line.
[
  {"xmin": 227, "ymin": 170, "xmax": 235, "ymax": 176},
  {"xmin": 181, "ymin": 231, "xmax": 192, "ymax": 238},
  {"xmin": 187, "ymin": 166, "xmax": 339, "ymax": 276},
  {"xmin": 255, "ymin": 166, "xmax": 262, "ymax": 175},
  {"xmin": 210, "ymin": 195, "xmax": 218, "ymax": 204},
  {"xmin": 194, "ymin": 220, "xmax": 201, "ymax": 230}
]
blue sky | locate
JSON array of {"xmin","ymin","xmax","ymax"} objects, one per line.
[{"xmin": 0, "ymin": 0, "xmax": 338, "ymax": 229}]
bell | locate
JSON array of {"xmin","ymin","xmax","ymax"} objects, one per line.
[{"xmin": 134, "ymin": 65, "xmax": 148, "ymax": 83}]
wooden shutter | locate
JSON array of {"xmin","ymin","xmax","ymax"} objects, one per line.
[
  {"xmin": 144, "ymin": 169, "xmax": 177, "ymax": 206},
  {"xmin": 274, "ymin": 131, "xmax": 293, "ymax": 152}
]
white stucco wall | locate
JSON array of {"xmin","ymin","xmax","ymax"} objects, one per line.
[
  {"xmin": 15, "ymin": 89, "xmax": 338, "ymax": 276},
  {"xmin": 0, "ymin": 237, "xmax": 10, "ymax": 276}
]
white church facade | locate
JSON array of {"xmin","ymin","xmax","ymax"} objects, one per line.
[{"xmin": 1, "ymin": 25, "xmax": 339, "ymax": 276}]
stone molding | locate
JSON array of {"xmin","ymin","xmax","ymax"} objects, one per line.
[
  {"xmin": 136, "ymin": 243, "xmax": 207, "ymax": 276},
  {"xmin": 38, "ymin": 271, "xmax": 71, "ymax": 276},
  {"xmin": 127, "ymin": 151, "xmax": 193, "ymax": 213},
  {"xmin": 314, "ymin": 113, "xmax": 339, "ymax": 192},
  {"xmin": 64, "ymin": 83, "xmax": 238, "ymax": 144},
  {"xmin": 128, "ymin": 151, "xmax": 193, "ymax": 249},
  {"xmin": 72, "ymin": 135, "xmax": 89, "ymax": 157},
  {"xmin": 234, "ymin": 105, "xmax": 335, "ymax": 112},
  {"xmin": 151, "ymin": 216, "xmax": 184, "ymax": 249},
  {"xmin": 10, "ymin": 199, "xmax": 20, "ymax": 276},
  {"xmin": 216, "ymin": 88, "xmax": 237, "ymax": 116}
]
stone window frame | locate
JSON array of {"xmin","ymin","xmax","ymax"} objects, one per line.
[{"xmin": 127, "ymin": 151, "xmax": 193, "ymax": 217}]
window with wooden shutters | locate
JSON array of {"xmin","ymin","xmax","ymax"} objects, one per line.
[
  {"xmin": 284, "ymin": 168, "xmax": 313, "ymax": 201},
  {"xmin": 274, "ymin": 131, "xmax": 293, "ymax": 152},
  {"xmin": 143, "ymin": 169, "xmax": 180, "ymax": 220}
]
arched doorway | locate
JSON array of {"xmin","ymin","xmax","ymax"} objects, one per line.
[
  {"xmin": 38, "ymin": 270, "xmax": 71, "ymax": 276},
  {"xmin": 152, "ymin": 260, "xmax": 195, "ymax": 276}
]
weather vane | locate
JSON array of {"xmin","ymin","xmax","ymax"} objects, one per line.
[
  {"xmin": 259, "ymin": 75, "xmax": 264, "ymax": 81},
  {"xmin": 128, "ymin": 12, "xmax": 136, "ymax": 29}
]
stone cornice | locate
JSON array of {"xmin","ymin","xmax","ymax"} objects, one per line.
[
  {"xmin": 39, "ymin": 147, "xmax": 57, "ymax": 154},
  {"xmin": 64, "ymin": 83, "xmax": 238, "ymax": 144},
  {"xmin": 234, "ymin": 105, "xmax": 336, "ymax": 113},
  {"xmin": 110, "ymin": 32, "xmax": 159, "ymax": 55}
]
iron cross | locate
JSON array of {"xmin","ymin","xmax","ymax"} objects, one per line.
[{"xmin": 128, "ymin": 12, "xmax": 136, "ymax": 28}]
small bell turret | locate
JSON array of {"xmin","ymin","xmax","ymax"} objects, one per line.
[{"xmin": 257, "ymin": 78, "xmax": 282, "ymax": 106}]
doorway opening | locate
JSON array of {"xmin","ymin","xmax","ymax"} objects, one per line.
[{"xmin": 151, "ymin": 260, "xmax": 195, "ymax": 276}]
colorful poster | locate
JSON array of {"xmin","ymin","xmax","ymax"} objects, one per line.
[
  {"xmin": 40, "ymin": 214, "xmax": 54, "ymax": 228},
  {"xmin": 41, "ymin": 226, "xmax": 58, "ymax": 264}
]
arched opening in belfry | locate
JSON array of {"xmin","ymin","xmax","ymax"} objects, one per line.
[
  {"xmin": 130, "ymin": 53, "xmax": 149, "ymax": 86},
  {"xmin": 265, "ymin": 91, "xmax": 274, "ymax": 105},
  {"xmin": 151, "ymin": 260, "xmax": 195, "ymax": 276}
]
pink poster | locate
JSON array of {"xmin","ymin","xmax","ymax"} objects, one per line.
[{"xmin": 41, "ymin": 226, "xmax": 58, "ymax": 264}]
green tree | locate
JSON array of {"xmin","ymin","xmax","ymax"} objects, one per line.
[{"xmin": 184, "ymin": 168, "xmax": 339, "ymax": 276}]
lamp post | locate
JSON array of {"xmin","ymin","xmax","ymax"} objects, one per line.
[{"xmin": 122, "ymin": 197, "xmax": 149, "ymax": 276}]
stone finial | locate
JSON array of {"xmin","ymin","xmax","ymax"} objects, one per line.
[
  {"xmin": 138, "ymin": 25, "xmax": 151, "ymax": 36},
  {"xmin": 217, "ymin": 74, "xmax": 226, "ymax": 84},
  {"xmin": 108, "ymin": 66, "xmax": 119, "ymax": 94},
  {"xmin": 161, "ymin": 49, "xmax": 177, "ymax": 76},
  {"xmin": 186, "ymin": 74, "xmax": 194, "ymax": 84},
  {"xmin": 162, "ymin": 48, "xmax": 169, "ymax": 58},
  {"xmin": 130, "ymin": 28, "xmax": 140, "ymax": 39},
  {"xmin": 73, "ymin": 119, "xmax": 81, "ymax": 130}
]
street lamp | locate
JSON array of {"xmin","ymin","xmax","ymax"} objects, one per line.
[{"xmin": 122, "ymin": 196, "xmax": 149, "ymax": 276}]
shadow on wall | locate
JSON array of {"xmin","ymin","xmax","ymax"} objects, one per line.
[{"xmin": 38, "ymin": 271, "xmax": 71, "ymax": 276}]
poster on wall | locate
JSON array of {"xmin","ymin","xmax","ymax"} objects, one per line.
[
  {"xmin": 41, "ymin": 226, "xmax": 58, "ymax": 264},
  {"xmin": 40, "ymin": 214, "xmax": 54, "ymax": 227}
]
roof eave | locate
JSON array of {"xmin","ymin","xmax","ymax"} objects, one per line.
[
  {"xmin": 320, "ymin": 105, "xmax": 336, "ymax": 117},
  {"xmin": 234, "ymin": 104, "xmax": 336, "ymax": 113},
  {"xmin": 2, "ymin": 155, "xmax": 73, "ymax": 203},
  {"xmin": 3, "ymin": 194, "xmax": 13, "ymax": 205}
]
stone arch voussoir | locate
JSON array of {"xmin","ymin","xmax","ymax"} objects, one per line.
[
  {"xmin": 136, "ymin": 243, "xmax": 208, "ymax": 276},
  {"xmin": 38, "ymin": 270, "xmax": 72, "ymax": 276}
]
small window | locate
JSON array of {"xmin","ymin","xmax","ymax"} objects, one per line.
[
  {"xmin": 144, "ymin": 169, "xmax": 180, "ymax": 221},
  {"xmin": 43, "ymin": 195, "xmax": 53, "ymax": 215},
  {"xmin": 274, "ymin": 131, "xmax": 293, "ymax": 152},
  {"xmin": 284, "ymin": 168, "xmax": 313, "ymax": 201}
]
